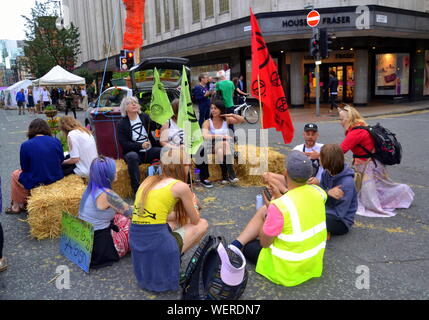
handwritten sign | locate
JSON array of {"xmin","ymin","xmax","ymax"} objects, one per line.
[{"xmin": 60, "ymin": 211, "xmax": 94, "ymax": 273}]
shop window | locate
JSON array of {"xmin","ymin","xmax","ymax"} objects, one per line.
[
  {"xmin": 164, "ymin": 0, "xmax": 170, "ymax": 32},
  {"xmin": 173, "ymin": 0, "xmax": 179, "ymax": 29},
  {"xmin": 219, "ymin": 0, "xmax": 229, "ymax": 14},
  {"xmin": 205, "ymin": 0, "xmax": 214, "ymax": 18},
  {"xmin": 375, "ymin": 53, "xmax": 410, "ymax": 95},
  {"xmin": 192, "ymin": 0, "xmax": 200, "ymax": 23},
  {"xmin": 155, "ymin": 0, "xmax": 161, "ymax": 34}
]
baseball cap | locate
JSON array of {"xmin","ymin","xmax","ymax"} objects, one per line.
[
  {"xmin": 304, "ymin": 123, "xmax": 318, "ymax": 132},
  {"xmin": 287, "ymin": 150, "xmax": 313, "ymax": 183}
]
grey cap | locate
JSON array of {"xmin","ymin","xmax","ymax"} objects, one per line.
[{"xmin": 287, "ymin": 150, "xmax": 313, "ymax": 183}]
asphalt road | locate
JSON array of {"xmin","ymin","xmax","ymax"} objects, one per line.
[{"xmin": 0, "ymin": 108, "xmax": 428, "ymax": 300}]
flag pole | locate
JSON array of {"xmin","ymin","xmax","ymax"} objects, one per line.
[{"xmin": 257, "ymin": 74, "xmax": 263, "ymax": 128}]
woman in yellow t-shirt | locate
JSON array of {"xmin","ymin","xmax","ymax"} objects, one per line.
[{"xmin": 129, "ymin": 147, "xmax": 208, "ymax": 292}]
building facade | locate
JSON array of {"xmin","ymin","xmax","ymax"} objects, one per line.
[{"xmin": 67, "ymin": 0, "xmax": 429, "ymax": 106}]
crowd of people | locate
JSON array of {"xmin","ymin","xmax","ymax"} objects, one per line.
[
  {"xmin": 14, "ymin": 85, "xmax": 91, "ymax": 118},
  {"xmin": 0, "ymin": 70, "xmax": 415, "ymax": 294}
]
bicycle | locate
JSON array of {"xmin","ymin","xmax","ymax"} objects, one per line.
[{"xmin": 233, "ymin": 96, "xmax": 259, "ymax": 124}]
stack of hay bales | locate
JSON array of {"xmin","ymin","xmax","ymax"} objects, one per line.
[
  {"xmin": 27, "ymin": 175, "xmax": 86, "ymax": 240},
  {"xmin": 112, "ymin": 159, "xmax": 150, "ymax": 199},
  {"xmin": 204, "ymin": 145, "xmax": 285, "ymax": 186}
]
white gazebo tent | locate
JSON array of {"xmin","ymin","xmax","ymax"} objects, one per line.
[
  {"xmin": 32, "ymin": 65, "xmax": 85, "ymax": 87},
  {"xmin": 4, "ymin": 79, "xmax": 33, "ymax": 106}
]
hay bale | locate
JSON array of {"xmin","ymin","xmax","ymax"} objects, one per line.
[
  {"xmin": 27, "ymin": 175, "xmax": 86, "ymax": 240},
  {"xmin": 204, "ymin": 145, "xmax": 285, "ymax": 187},
  {"xmin": 112, "ymin": 159, "xmax": 150, "ymax": 199}
]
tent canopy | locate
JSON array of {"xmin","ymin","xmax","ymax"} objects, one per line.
[
  {"xmin": 33, "ymin": 65, "xmax": 85, "ymax": 87},
  {"xmin": 4, "ymin": 79, "xmax": 34, "ymax": 106}
]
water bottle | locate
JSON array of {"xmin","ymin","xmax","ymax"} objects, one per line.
[
  {"xmin": 194, "ymin": 169, "xmax": 201, "ymax": 182},
  {"xmin": 256, "ymin": 194, "xmax": 263, "ymax": 210}
]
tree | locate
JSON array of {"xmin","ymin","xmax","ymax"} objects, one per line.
[
  {"xmin": 74, "ymin": 68, "xmax": 94, "ymax": 85},
  {"xmin": 22, "ymin": 1, "xmax": 81, "ymax": 78}
]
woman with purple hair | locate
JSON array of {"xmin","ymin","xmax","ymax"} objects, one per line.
[{"xmin": 78, "ymin": 156, "xmax": 132, "ymax": 269}]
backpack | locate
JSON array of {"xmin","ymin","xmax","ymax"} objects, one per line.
[
  {"xmin": 352, "ymin": 123, "xmax": 402, "ymax": 165},
  {"xmin": 181, "ymin": 235, "xmax": 248, "ymax": 300}
]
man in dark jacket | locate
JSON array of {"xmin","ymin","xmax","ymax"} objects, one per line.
[
  {"xmin": 193, "ymin": 73, "xmax": 213, "ymax": 128},
  {"xmin": 328, "ymin": 71, "xmax": 339, "ymax": 112},
  {"xmin": 117, "ymin": 97, "xmax": 161, "ymax": 194}
]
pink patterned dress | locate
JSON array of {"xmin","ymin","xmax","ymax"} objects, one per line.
[{"xmin": 355, "ymin": 160, "xmax": 414, "ymax": 217}]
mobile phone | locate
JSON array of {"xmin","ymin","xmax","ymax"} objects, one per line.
[{"xmin": 262, "ymin": 187, "xmax": 272, "ymax": 202}]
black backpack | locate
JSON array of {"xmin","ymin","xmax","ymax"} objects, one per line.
[
  {"xmin": 181, "ymin": 235, "xmax": 248, "ymax": 300},
  {"xmin": 352, "ymin": 123, "xmax": 402, "ymax": 165}
]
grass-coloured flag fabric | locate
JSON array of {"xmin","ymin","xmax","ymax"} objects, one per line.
[
  {"xmin": 149, "ymin": 67, "xmax": 173, "ymax": 125},
  {"xmin": 177, "ymin": 65, "xmax": 203, "ymax": 154}
]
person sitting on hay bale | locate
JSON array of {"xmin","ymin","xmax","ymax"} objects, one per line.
[
  {"xmin": 130, "ymin": 147, "xmax": 208, "ymax": 292},
  {"xmin": 78, "ymin": 156, "xmax": 132, "ymax": 269},
  {"xmin": 160, "ymin": 99, "xmax": 213, "ymax": 188},
  {"xmin": 202, "ymin": 100, "xmax": 244, "ymax": 185},
  {"xmin": 117, "ymin": 96, "xmax": 162, "ymax": 195},
  {"xmin": 6, "ymin": 119, "xmax": 64, "ymax": 214},
  {"xmin": 59, "ymin": 116, "xmax": 98, "ymax": 177}
]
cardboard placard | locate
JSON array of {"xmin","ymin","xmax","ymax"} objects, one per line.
[{"xmin": 60, "ymin": 211, "xmax": 94, "ymax": 273}]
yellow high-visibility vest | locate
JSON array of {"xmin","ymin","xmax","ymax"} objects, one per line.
[{"xmin": 256, "ymin": 184, "xmax": 327, "ymax": 287}]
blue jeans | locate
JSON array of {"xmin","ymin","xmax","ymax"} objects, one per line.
[{"xmin": 198, "ymin": 103, "xmax": 211, "ymax": 128}]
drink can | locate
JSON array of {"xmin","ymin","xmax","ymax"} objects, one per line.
[
  {"xmin": 256, "ymin": 194, "xmax": 263, "ymax": 210},
  {"xmin": 194, "ymin": 168, "xmax": 201, "ymax": 182}
]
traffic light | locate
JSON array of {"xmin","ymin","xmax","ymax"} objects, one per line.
[
  {"xmin": 119, "ymin": 50, "xmax": 134, "ymax": 71},
  {"xmin": 126, "ymin": 51, "xmax": 134, "ymax": 69},
  {"xmin": 319, "ymin": 28, "xmax": 333, "ymax": 59},
  {"xmin": 309, "ymin": 30, "xmax": 320, "ymax": 58}
]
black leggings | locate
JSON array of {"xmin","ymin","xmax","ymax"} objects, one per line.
[
  {"xmin": 326, "ymin": 214, "xmax": 349, "ymax": 236},
  {"xmin": 0, "ymin": 222, "xmax": 4, "ymax": 259},
  {"xmin": 65, "ymin": 100, "xmax": 76, "ymax": 118},
  {"xmin": 243, "ymin": 240, "xmax": 262, "ymax": 265}
]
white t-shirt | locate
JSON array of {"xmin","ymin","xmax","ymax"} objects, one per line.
[
  {"xmin": 41, "ymin": 90, "xmax": 50, "ymax": 102},
  {"xmin": 130, "ymin": 117, "xmax": 151, "ymax": 152},
  {"xmin": 168, "ymin": 119, "xmax": 184, "ymax": 147},
  {"xmin": 293, "ymin": 142, "xmax": 324, "ymax": 181},
  {"xmin": 68, "ymin": 129, "xmax": 98, "ymax": 177}
]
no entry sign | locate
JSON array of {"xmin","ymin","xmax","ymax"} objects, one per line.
[{"xmin": 307, "ymin": 10, "xmax": 320, "ymax": 27}]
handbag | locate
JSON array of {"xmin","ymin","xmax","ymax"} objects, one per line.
[{"xmin": 352, "ymin": 160, "xmax": 369, "ymax": 193}]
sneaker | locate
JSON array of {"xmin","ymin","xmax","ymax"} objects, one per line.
[
  {"xmin": 200, "ymin": 179, "xmax": 213, "ymax": 188},
  {"xmin": 228, "ymin": 176, "xmax": 239, "ymax": 184},
  {"xmin": 221, "ymin": 178, "xmax": 229, "ymax": 185},
  {"xmin": 0, "ymin": 258, "xmax": 8, "ymax": 272}
]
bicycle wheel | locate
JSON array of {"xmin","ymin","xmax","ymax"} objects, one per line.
[{"xmin": 243, "ymin": 105, "xmax": 259, "ymax": 124}]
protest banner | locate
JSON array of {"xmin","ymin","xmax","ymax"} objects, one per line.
[{"xmin": 60, "ymin": 211, "xmax": 94, "ymax": 273}]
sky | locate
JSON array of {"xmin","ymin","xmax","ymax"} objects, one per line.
[{"xmin": 0, "ymin": 0, "xmax": 40, "ymax": 40}]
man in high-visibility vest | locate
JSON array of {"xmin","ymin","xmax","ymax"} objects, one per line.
[{"xmin": 231, "ymin": 150, "xmax": 327, "ymax": 287}]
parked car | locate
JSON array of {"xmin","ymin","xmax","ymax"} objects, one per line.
[
  {"xmin": 129, "ymin": 57, "xmax": 190, "ymax": 113},
  {"xmin": 84, "ymin": 86, "xmax": 132, "ymax": 132},
  {"xmin": 85, "ymin": 57, "xmax": 190, "ymax": 135}
]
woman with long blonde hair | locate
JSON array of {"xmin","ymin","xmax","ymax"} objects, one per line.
[
  {"xmin": 338, "ymin": 105, "xmax": 414, "ymax": 217},
  {"xmin": 129, "ymin": 147, "xmax": 208, "ymax": 292},
  {"xmin": 59, "ymin": 116, "xmax": 98, "ymax": 177}
]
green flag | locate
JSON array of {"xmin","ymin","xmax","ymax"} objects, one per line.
[
  {"xmin": 149, "ymin": 67, "xmax": 173, "ymax": 125},
  {"xmin": 177, "ymin": 65, "xmax": 203, "ymax": 155}
]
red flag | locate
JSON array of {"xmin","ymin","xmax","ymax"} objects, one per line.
[
  {"xmin": 123, "ymin": 0, "xmax": 145, "ymax": 51},
  {"xmin": 250, "ymin": 8, "xmax": 294, "ymax": 144}
]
